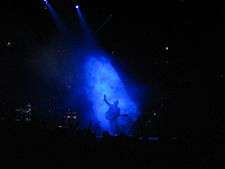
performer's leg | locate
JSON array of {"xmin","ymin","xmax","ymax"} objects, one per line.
[
  {"xmin": 110, "ymin": 120, "xmax": 116, "ymax": 136},
  {"xmin": 115, "ymin": 120, "xmax": 120, "ymax": 135}
]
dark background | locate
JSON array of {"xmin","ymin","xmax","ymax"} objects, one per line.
[{"xmin": 0, "ymin": 0, "xmax": 224, "ymax": 139}]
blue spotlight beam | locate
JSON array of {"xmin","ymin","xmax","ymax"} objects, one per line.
[
  {"xmin": 74, "ymin": 4, "xmax": 140, "ymax": 135},
  {"xmin": 75, "ymin": 5, "xmax": 96, "ymax": 47},
  {"xmin": 43, "ymin": 0, "xmax": 67, "ymax": 33},
  {"xmin": 85, "ymin": 54, "xmax": 139, "ymax": 135}
]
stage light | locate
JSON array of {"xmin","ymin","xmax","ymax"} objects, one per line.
[
  {"xmin": 43, "ymin": 0, "xmax": 48, "ymax": 4},
  {"xmin": 75, "ymin": 5, "xmax": 79, "ymax": 9},
  {"xmin": 6, "ymin": 41, "xmax": 12, "ymax": 47}
]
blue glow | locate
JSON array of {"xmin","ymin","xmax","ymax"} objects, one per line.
[
  {"xmin": 43, "ymin": 0, "xmax": 48, "ymax": 4},
  {"xmin": 84, "ymin": 54, "xmax": 139, "ymax": 135},
  {"xmin": 75, "ymin": 5, "xmax": 79, "ymax": 9}
]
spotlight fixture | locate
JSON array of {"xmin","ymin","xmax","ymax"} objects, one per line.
[
  {"xmin": 75, "ymin": 5, "xmax": 79, "ymax": 9},
  {"xmin": 43, "ymin": 0, "xmax": 48, "ymax": 4}
]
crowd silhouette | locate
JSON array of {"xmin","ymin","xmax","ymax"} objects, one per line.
[{"xmin": 0, "ymin": 115, "xmax": 220, "ymax": 169}]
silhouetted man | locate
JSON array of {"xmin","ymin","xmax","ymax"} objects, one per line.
[{"xmin": 104, "ymin": 94, "xmax": 120, "ymax": 135}]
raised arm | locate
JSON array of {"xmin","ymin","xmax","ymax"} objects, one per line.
[{"xmin": 104, "ymin": 94, "xmax": 111, "ymax": 106}]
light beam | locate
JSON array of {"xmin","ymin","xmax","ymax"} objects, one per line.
[{"xmin": 84, "ymin": 54, "xmax": 139, "ymax": 135}]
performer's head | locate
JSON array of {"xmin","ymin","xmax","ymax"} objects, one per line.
[{"xmin": 113, "ymin": 100, "xmax": 119, "ymax": 107}]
